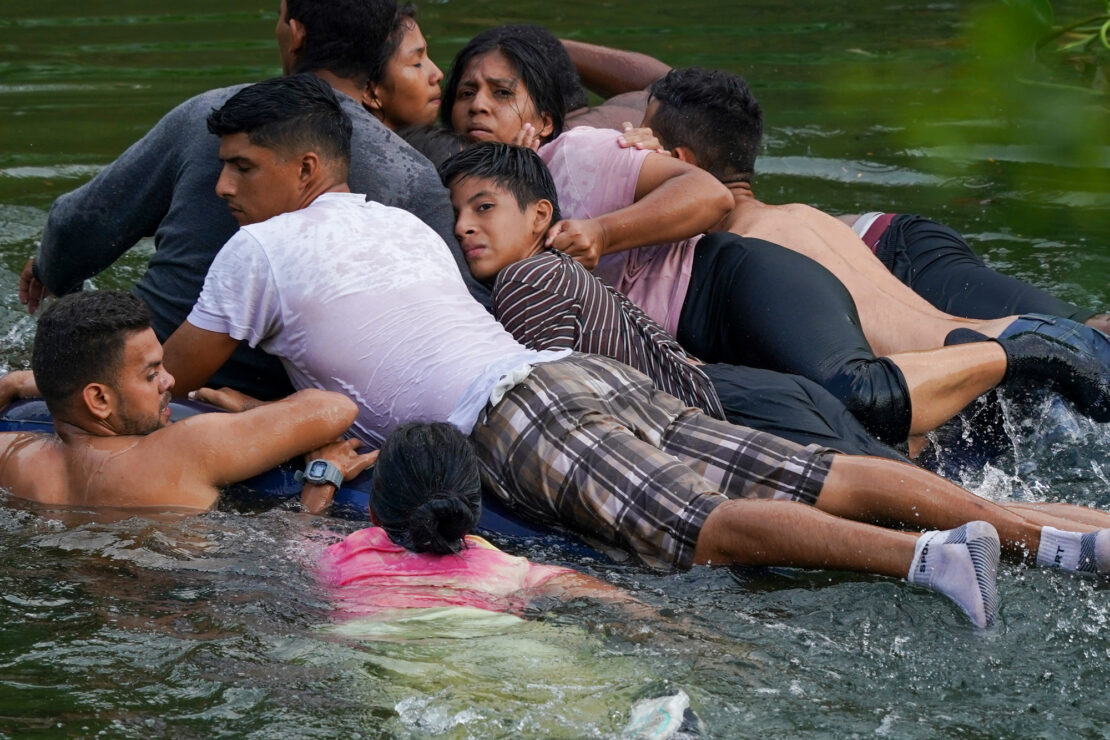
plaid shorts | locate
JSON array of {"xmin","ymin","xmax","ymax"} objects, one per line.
[{"xmin": 470, "ymin": 353, "xmax": 834, "ymax": 570}]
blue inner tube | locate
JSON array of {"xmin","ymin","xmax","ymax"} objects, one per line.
[{"xmin": 0, "ymin": 398, "xmax": 597, "ymax": 555}]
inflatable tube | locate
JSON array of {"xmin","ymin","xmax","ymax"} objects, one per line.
[{"xmin": 0, "ymin": 399, "xmax": 597, "ymax": 554}]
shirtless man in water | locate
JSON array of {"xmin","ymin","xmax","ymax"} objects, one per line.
[
  {"xmin": 0, "ymin": 291, "xmax": 372, "ymax": 510},
  {"xmin": 641, "ymin": 66, "xmax": 1110, "ymax": 357}
]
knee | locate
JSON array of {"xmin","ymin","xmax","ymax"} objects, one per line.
[{"xmin": 822, "ymin": 360, "xmax": 912, "ymax": 445}]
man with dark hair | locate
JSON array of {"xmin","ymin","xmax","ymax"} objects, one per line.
[
  {"xmin": 19, "ymin": 0, "xmax": 485, "ymax": 400},
  {"xmin": 162, "ymin": 76, "xmax": 1110, "ymax": 629},
  {"xmin": 560, "ymin": 45, "xmax": 1110, "ymax": 335},
  {"xmin": 0, "ymin": 290, "xmax": 366, "ymax": 510},
  {"xmin": 642, "ymin": 67, "xmax": 1110, "ymax": 404}
]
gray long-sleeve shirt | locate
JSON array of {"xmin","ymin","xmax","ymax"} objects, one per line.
[{"xmin": 36, "ymin": 84, "xmax": 489, "ymax": 398}]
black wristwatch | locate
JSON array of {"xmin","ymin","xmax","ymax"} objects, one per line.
[{"xmin": 295, "ymin": 459, "xmax": 344, "ymax": 489}]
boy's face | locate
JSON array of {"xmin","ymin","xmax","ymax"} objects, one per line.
[{"xmin": 450, "ymin": 176, "xmax": 548, "ymax": 281}]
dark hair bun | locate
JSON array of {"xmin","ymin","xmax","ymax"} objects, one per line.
[
  {"xmin": 370, "ymin": 422, "xmax": 483, "ymax": 553},
  {"xmin": 409, "ymin": 494, "xmax": 478, "ymax": 555}
]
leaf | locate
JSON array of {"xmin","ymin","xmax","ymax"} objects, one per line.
[{"xmin": 1005, "ymin": 0, "xmax": 1056, "ymax": 30}]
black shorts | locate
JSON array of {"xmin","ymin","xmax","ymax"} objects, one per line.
[
  {"xmin": 677, "ymin": 233, "xmax": 912, "ymax": 444},
  {"xmin": 875, "ymin": 214, "xmax": 1094, "ymax": 323}
]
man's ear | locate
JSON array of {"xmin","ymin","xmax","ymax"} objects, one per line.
[
  {"xmin": 81, "ymin": 383, "xmax": 114, "ymax": 422},
  {"xmin": 288, "ymin": 17, "xmax": 307, "ymax": 58},
  {"xmin": 672, "ymin": 146, "xmax": 699, "ymax": 166},
  {"xmin": 298, "ymin": 151, "xmax": 321, "ymax": 184},
  {"xmin": 531, "ymin": 199, "xmax": 554, "ymax": 238}
]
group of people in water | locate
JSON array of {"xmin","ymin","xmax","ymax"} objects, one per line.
[{"xmin": 6, "ymin": 0, "xmax": 1110, "ymax": 639}]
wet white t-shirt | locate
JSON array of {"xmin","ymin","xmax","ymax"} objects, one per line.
[{"xmin": 189, "ymin": 192, "xmax": 556, "ymax": 445}]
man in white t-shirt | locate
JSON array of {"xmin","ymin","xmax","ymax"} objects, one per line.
[{"xmin": 161, "ymin": 73, "xmax": 1110, "ymax": 629}]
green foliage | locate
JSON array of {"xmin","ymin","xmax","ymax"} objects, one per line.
[
  {"xmin": 1034, "ymin": 0, "xmax": 1110, "ymax": 92},
  {"xmin": 820, "ymin": 1, "xmax": 1110, "ymax": 238}
]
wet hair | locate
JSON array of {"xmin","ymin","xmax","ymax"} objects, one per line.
[
  {"xmin": 397, "ymin": 124, "xmax": 469, "ymax": 169},
  {"xmin": 285, "ymin": 0, "xmax": 398, "ymax": 86},
  {"xmin": 438, "ymin": 142, "xmax": 562, "ymax": 225},
  {"xmin": 207, "ymin": 74, "xmax": 353, "ymax": 168},
  {"xmin": 648, "ymin": 66, "xmax": 763, "ymax": 183},
  {"xmin": 371, "ymin": 422, "xmax": 482, "ymax": 555},
  {"xmin": 366, "ymin": 3, "xmax": 417, "ymax": 87},
  {"xmin": 441, "ymin": 24, "xmax": 585, "ymax": 143},
  {"xmin": 31, "ymin": 291, "xmax": 151, "ymax": 418}
]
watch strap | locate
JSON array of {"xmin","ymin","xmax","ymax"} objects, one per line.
[{"xmin": 295, "ymin": 459, "xmax": 344, "ymax": 488}]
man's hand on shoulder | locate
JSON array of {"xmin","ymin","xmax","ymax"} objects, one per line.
[
  {"xmin": 18, "ymin": 259, "xmax": 51, "ymax": 315},
  {"xmin": 546, "ymin": 218, "xmax": 609, "ymax": 270},
  {"xmin": 0, "ymin": 371, "xmax": 40, "ymax": 411}
]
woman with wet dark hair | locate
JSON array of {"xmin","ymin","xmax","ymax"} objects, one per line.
[
  {"xmin": 319, "ymin": 421, "xmax": 647, "ymax": 616},
  {"xmin": 442, "ymin": 24, "xmax": 584, "ymax": 145},
  {"xmin": 369, "ymin": 421, "xmax": 481, "ymax": 555},
  {"xmin": 363, "ymin": 4, "xmax": 445, "ymax": 129}
]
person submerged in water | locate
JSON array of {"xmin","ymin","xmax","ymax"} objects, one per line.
[
  {"xmin": 320, "ymin": 421, "xmax": 647, "ymax": 618},
  {"xmin": 319, "ymin": 423, "xmax": 702, "ymax": 737},
  {"xmin": 0, "ymin": 290, "xmax": 373, "ymax": 511}
]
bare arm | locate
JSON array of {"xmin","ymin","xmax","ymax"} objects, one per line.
[
  {"xmin": 547, "ymin": 153, "xmax": 732, "ymax": 268},
  {"xmin": 561, "ymin": 39, "xmax": 672, "ymax": 98},
  {"xmin": 299, "ymin": 440, "xmax": 378, "ymax": 514},
  {"xmin": 168, "ymin": 388, "xmax": 359, "ymax": 488},
  {"xmin": 538, "ymin": 570, "xmax": 657, "ymax": 620},
  {"xmin": 0, "ymin": 371, "xmax": 39, "ymax": 410},
  {"xmin": 163, "ymin": 321, "xmax": 241, "ymax": 396}
]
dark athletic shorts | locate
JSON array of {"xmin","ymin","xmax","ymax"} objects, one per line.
[{"xmin": 873, "ymin": 214, "xmax": 1094, "ymax": 323}]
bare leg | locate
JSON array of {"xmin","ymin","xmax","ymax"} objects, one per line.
[
  {"xmin": 1006, "ymin": 501, "xmax": 1110, "ymax": 529},
  {"xmin": 889, "ymin": 343, "xmax": 1007, "ymax": 435},
  {"xmin": 814, "ymin": 455, "xmax": 1106, "ymax": 563},
  {"xmin": 692, "ymin": 498, "xmax": 916, "ymax": 576},
  {"xmin": 692, "ymin": 497, "xmax": 1001, "ymax": 628}
]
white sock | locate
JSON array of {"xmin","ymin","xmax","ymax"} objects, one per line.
[
  {"xmin": 907, "ymin": 521, "xmax": 1000, "ymax": 629},
  {"xmin": 1037, "ymin": 526, "xmax": 1109, "ymax": 574}
]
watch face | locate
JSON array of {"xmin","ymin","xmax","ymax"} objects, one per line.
[{"xmin": 309, "ymin": 460, "xmax": 328, "ymax": 479}]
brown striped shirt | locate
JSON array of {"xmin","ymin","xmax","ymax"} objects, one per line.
[{"xmin": 492, "ymin": 250, "xmax": 727, "ymax": 419}]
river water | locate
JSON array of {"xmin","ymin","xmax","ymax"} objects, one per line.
[{"xmin": 3, "ymin": 1, "xmax": 1110, "ymax": 736}]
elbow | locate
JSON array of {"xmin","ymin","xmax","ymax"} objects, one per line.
[
  {"xmin": 678, "ymin": 170, "xmax": 732, "ymax": 231},
  {"xmin": 335, "ymin": 394, "xmax": 358, "ymax": 426},
  {"xmin": 707, "ymin": 180, "xmax": 733, "ymax": 223},
  {"xmin": 300, "ymin": 389, "xmax": 358, "ymax": 429}
]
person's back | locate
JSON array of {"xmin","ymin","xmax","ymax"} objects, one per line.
[
  {"xmin": 35, "ymin": 86, "xmax": 471, "ymax": 397},
  {"xmin": 319, "ymin": 422, "xmax": 634, "ymax": 618},
  {"xmin": 0, "ymin": 425, "xmax": 67, "ymax": 506},
  {"xmin": 186, "ymin": 191, "xmax": 535, "ymax": 446},
  {"xmin": 494, "ymin": 248, "xmax": 725, "ymax": 417}
]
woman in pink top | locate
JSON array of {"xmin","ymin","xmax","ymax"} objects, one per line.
[{"xmin": 319, "ymin": 421, "xmax": 645, "ymax": 619}]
